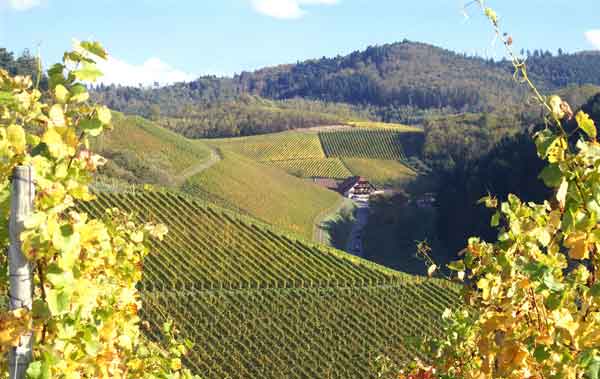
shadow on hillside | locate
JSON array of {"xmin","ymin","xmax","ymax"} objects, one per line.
[
  {"xmin": 319, "ymin": 208, "xmax": 355, "ymax": 251},
  {"xmin": 362, "ymin": 195, "xmax": 452, "ymax": 276}
]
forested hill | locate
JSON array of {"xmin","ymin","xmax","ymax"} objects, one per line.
[
  {"xmin": 236, "ymin": 41, "xmax": 525, "ymax": 111},
  {"xmin": 93, "ymin": 41, "xmax": 600, "ymax": 117}
]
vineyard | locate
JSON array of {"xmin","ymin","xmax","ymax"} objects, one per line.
[
  {"xmin": 212, "ymin": 132, "xmax": 325, "ymax": 162},
  {"xmin": 181, "ymin": 149, "xmax": 341, "ymax": 238},
  {"xmin": 78, "ymin": 191, "xmax": 460, "ymax": 379},
  {"xmin": 267, "ymin": 158, "xmax": 351, "ymax": 179},
  {"xmin": 319, "ymin": 129, "xmax": 424, "ymax": 160},
  {"xmin": 341, "ymin": 158, "xmax": 417, "ymax": 187},
  {"xmin": 94, "ymin": 113, "xmax": 212, "ymax": 181}
]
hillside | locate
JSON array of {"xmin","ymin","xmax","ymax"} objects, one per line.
[
  {"xmin": 181, "ymin": 147, "xmax": 342, "ymax": 238},
  {"xmin": 92, "ymin": 42, "xmax": 600, "ymax": 123},
  {"xmin": 78, "ymin": 191, "xmax": 460, "ymax": 378},
  {"xmin": 210, "ymin": 126, "xmax": 423, "ymax": 183},
  {"xmin": 93, "ymin": 113, "xmax": 214, "ymax": 186}
]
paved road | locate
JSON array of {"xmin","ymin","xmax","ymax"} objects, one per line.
[{"xmin": 345, "ymin": 200, "xmax": 369, "ymax": 257}]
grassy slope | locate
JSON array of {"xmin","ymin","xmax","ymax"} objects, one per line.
[
  {"xmin": 210, "ymin": 130, "xmax": 325, "ymax": 161},
  {"xmin": 182, "ymin": 148, "xmax": 341, "ymax": 238},
  {"xmin": 80, "ymin": 191, "xmax": 460, "ymax": 379},
  {"xmin": 93, "ymin": 113, "xmax": 213, "ymax": 186},
  {"xmin": 342, "ymin": 158, "xmax": 417, "ymax": 188}
]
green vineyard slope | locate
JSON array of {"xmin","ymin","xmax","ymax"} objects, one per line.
[
  {"xmin": 180, "ymin": 148, "xmax": 342, "ymax": 238},
  {"xmin": 266, "ymin": 158, "xmax": 352, "ymax": 179},
  {"xmin": 79, "ymin": 191, "xmax": 460, "ymax": 379},
  {"xmin": 319, "ymin": 129, "xmax": 424, "ymax": 161}
]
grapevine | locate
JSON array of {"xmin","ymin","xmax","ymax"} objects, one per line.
[
  {"xmin": 0, "ymin": 42, "xmax": 197, "ymax": 378},
  {"xmin": 396, "ymin": 2, "xmax": 600, "ymax": 378}
]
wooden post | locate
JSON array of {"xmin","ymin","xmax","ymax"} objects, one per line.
[{"xmin": 8, "ymin": 166, "xmax": 34, "ymax": 379}]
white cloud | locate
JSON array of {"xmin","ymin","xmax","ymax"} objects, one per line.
[
  {"xmin": 96, "ymin": 56, "xmax": 195, "ymax": 87},
  {"xmin": 250, "ymin": 0, "xmax": 339, "ymax": 19},
  {"xmin": 585, "ymin": 30, "xmax": 600, "ymax": 50},
  {"xmin": 3, "ymin": 0, "xmax": 41, "ymax": 11}
]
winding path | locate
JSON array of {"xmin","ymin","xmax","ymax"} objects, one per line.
[{"xmin": 175, "ymin": 145, "xmax": 221, "ymax": 185}]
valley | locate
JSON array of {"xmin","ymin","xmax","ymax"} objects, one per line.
[{"xmin": 2, "ymin": 17, "xmax": 600, "ymax": 377}]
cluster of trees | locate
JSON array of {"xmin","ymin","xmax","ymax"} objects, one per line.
[
  {"xmin": 525, "ymin": 50, "xmax": 600, "ymax": 89},
  {"xmin": 157, "ymin": 96, "xmax": 371, "ymax": 138},
  {"xmin": 434, "ymin": 92, "xmax": 600, "ymax": 255},
  {"xmin": 0, "ymin": 48, "xmax": 40, "ymax": 81}
]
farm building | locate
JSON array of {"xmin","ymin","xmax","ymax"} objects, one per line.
[
  {"xmin": 311, "ymin": 176, "xmax": 378, "ymax": 200},
  {"xmin": 337, "ymin": 176, "xmax": 377, "ymax": 200},
  {"xmin": 309, "ymin": 177, "xmax": 342, "ymax": 191}
]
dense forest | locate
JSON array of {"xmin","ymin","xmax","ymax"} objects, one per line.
[
  {"xmin": 434, "ymin": 93, "xmax": 600, "ymax": 254},
  {"xmin": 88, "ymin": 41, "xmax": 600, "ymax": 139}
]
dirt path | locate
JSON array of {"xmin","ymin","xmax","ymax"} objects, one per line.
[{"xmin": 175, "ymin": 146, "xmax": 221, "ymax": 185}]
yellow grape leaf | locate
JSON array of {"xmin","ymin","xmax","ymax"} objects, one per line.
[
  {"xmin": 55, "ymin": 84, "xmax": 69, "ymax": 103},
  {"xmin": 7, "ymin": 124, "xmax": 26, "ymax": 154},
  {"xmin": 548, "ymin": 95, "xmax": 565, "ymax": 119},
  {"xmin": 42, "ymin": 127, "xmax": 67, "ymax": 159},
  {"xmin": 477, "ymin": 278, "xmax": 491, "ymax": 300},
  {"xmin": 552, "ymin": 308, "xmax": 579, "ymax": 338},
  {"xmin": 96, "ymin": 106, "xmax": 112, "ymax": 125},
  {"xmin": 576, "ymin": 111, "xmax": 597, "ymax": 140},
  {"xmin": 497, "ymin": 341, "xmax": 528, "ymax": 371},
  {"xmin": 0, "ymin": 308, "xmax": 31, "ymax": 351},
  {"xmin": 49, "ymin": 104, "xmax": 66, "ymax": 127},
  {"xmin": 564, "ymin": 232, "xmax": 589, "ymax": 260}
]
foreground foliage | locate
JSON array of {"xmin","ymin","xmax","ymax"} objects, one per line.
[
  {"xmin": 395, "ymin": 2, "xmax": 600, "ymax": 378},
  {"xmin": 0, "ymin": 42, "xmax": 195, "ymax": 378}
]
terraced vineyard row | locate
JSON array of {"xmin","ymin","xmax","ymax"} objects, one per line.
[
  {"xmin": 79, "ymin": 191, "xmax": 460, "ymax": 378},
  {"xmin": 267, "ymin": 158, "xmax": 352, "ymax": 179},
  {"xmin": 79, "ymin": 191, "xmax": 410, "ymax": 291},
  {"xmin": 143, "ymin": 282, "xmax": 459, "ymax": 379},
  {"xmin": 319, "ymin": 129, "xmax": 424, "ymax": 160},
  {"xmin": 214, "ymin": 132, "xmax": 325, "ymax": 162}
]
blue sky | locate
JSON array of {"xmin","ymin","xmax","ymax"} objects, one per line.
[{"xmin": 1, "ymin": 0, "xmax": 599, "ymax": 85}]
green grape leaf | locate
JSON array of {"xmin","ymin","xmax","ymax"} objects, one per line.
[
  {"xmin": 69, "ymin": 84, "xmax": 89, "ymax": 103},
  {"xmin": 539, "ymin": 164, "xmax": 563, "ymax": 188},
  {"xmin": 0, "ymin": 91, "xmax": 15, "ymax": 105},
  {"xmin": 32, "ymin": 299, "xmax": 51, "ymax": 320},
  {"xmin": 24, "ymin": 212, "xmax": 46, "ymax": 229},
  {"xmin": 80, "ymin": 41, "xmax": 108, "ymax": 59},
  {"xmin": 586, "ymin": 356, "xmax": 600, "ymax": 379},
  {"xmin": 47, "ymin": 288, "xmax": 72, "ymax": 315},
  {"xmin": 80, "ymin": 118, "xmax": 103, "ymax": 136},
  {"xmin": 73, "ymin": 62, "xmax": 103, "ymax": 82},
  {"xmin": 26, "ymin": 360, "xmax": 50, "ymax": 379},
  {"xmin": 534, "ymin": 346, "xmax": 551, "ymax": 363},
  {"xmin": 590, "ymin": 283, "xmax": 600, "ymax": 298},
  {"xmin": 490, "ymin": 211, "xmax": 500, "ymax": 227},
  {"xmin": 577, "ymin": 111, "xmax": 597, "ymax": 140},
  {"xmin": 447, "ymin": 260, "xmax": 465, "ymax": 272},
  {"xmin": 7, "ymin": 124, "xmax": 26, "ymax": 154}
]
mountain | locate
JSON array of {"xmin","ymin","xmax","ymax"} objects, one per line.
[{"xmin": 92, "ymin": 41, "xmax": 600, "ymax": 128}]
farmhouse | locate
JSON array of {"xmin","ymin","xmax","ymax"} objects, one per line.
[{"xmin": 337, "ymin": 176, "xmax": 377, "ymax": 200}]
